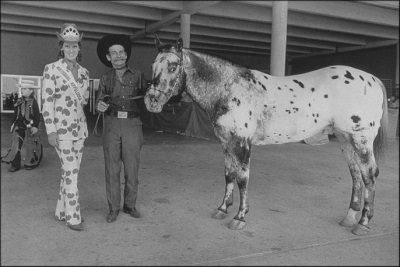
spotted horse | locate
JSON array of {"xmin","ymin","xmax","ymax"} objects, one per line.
[{"xmin": 145, "ymin": 37, "xmax": 388, "ymax": 236}]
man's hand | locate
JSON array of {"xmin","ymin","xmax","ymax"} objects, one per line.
[
  {"xmin": 31, "ymin": 127, "xmax": 38, "ymax": 135},
  {"xmin": 97, "ymin": 100, "xmax": 109, "ymax": 113},
  {"xmin": 48, "ymin": 132, "xmax": 59, "ymax": 148}
]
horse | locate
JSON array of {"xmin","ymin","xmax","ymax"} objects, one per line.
[{"xmin": 144, "ymin": 37, "xmax": 388, "ymax": 236}]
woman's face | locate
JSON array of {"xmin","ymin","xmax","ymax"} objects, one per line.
[{"xmin": 62, "ymin": 41, "xmax": 80, "ymax": 61}]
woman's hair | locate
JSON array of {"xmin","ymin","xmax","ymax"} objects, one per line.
[{"xmin": 57, "ymin": 41, "xmax": 82, "ymax": 62}]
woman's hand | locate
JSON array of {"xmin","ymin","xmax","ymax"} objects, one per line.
[{"xmin": 47, "ymin": 132, "xmax": 59, "ymax": 148}]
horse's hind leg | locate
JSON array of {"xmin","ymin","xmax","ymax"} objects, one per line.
[
  {"xmin": 337, "ymin": 131, "xmax": 379, "ymax": 235},
  {"xmin": 351, "ymin": 140, "xmax": 379, "ymax": 236},
  {"xmin": 336, "ymin": 132, "xmax": 363, "ymax": 228}
]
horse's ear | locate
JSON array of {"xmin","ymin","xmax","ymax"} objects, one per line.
[
  {"xmin": 176, "ymin": 37, "xmax": 183, "ymax": 52},
  {"xmin": 154, "ymin": 35, "xmax": 163, "ymax": 52}
]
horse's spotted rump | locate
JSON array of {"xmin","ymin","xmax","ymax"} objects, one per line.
[
  {"xmin": 311, "ymin": 88, "xmax": 315, "ymax": 92},
  {"xmin": 293, "ymin": 79, "xmax": 304, "ymax": 88},
  {"xmin": 359, "ymin": 75, "xmax": 364, "ymax": 81},
  {"xmin": 332, "ymin": 75, "xmax": 339, "ymax": 79},
  {"xmin": 232, "ymin": 97, "xmax": 241, "ymax": 106},
  {"xmin": 324, "ymin": 94, "xmax": 328, "ymax": 98},
  {"xmin": 351, "ymin": 115, "xmax": 361, "ymax": 123},
  {"xmin": 344, "ymin": 71, "xmax": 355, "ymax": 80}
]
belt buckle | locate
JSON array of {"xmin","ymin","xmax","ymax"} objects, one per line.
[{"xmin": 117, "ymin": 111, "xmax": 128, "ymax": 119}]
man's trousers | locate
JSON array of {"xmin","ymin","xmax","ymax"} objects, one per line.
[{"xmin": 102, "ymin": 116, "xmax": 143, "ymax": 212}]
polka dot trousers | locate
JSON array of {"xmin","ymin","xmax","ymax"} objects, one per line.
[{"xmin": 54, "ymin": 139, "xmax": 84, "ymax": 226}]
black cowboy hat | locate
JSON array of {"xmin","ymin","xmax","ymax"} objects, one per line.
[{"xmin": 96, "ymin": 34, "xmax": 132, "ymax": 68}]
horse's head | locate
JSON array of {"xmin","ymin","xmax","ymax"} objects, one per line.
[{"xmin": 145, "ymin": 37, "xmax": 185, "ymax": 113}]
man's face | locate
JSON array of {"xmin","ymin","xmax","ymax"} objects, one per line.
[{"xmin": 106, "ymin": 44, "xmax": 127, "ymax": 69}]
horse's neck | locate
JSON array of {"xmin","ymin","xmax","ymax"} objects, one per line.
[{"xmin": 183, "ymin": 50, "xmax": 237, "ymax": 110}]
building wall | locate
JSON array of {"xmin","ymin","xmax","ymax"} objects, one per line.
[
  {"xmin": 1, "ymin": 31, "xmax": 270, "ymax": 80},
  {"xmin": 289, "ymin": 44, "xmax": 397, "ymax": 95}
]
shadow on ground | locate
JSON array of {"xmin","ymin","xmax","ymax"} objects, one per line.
[{"xmin": 1, "ymin": 110, "xmax": 399, "ymax": 265}]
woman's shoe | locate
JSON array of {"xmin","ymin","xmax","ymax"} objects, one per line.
[
  {"xmin": 68, "ymin": 223, "xmax": 83, "ymax": 231},
  {"xmin": 56, "ymin": 217, "xmax": 84, "ymax": 223}
]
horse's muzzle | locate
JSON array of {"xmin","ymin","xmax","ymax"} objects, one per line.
[{"xmin": 144, "ymin": 89, "xmax": 164, "ymax": 113}]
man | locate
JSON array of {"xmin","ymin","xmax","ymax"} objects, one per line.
[{"xmin": 96, "ymin": 35, "xmax": 148, "ymax": 223}]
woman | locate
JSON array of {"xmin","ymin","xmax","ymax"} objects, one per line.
[
  {"xmin": 1, "ymin": 80, "xmax": 42, "ymax": 172},
  {"xmin": 41, "ymin": 23, "xmax": 90, "ymax": 231}
]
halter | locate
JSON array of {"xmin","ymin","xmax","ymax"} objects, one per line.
[{"xmin": 151, "ymin": 49, "xmax": 184, "ymax": 96}]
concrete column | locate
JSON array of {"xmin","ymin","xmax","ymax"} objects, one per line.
[
  {"xmin": 396, "ymin": 41, "xmax": 399, "ymax": 137},
  {"xmin": 270, "ymin": 1, "xmax": 288, "ymax": 76},
  {"xmin": 396, "ymin": 41, "xmax": 399, "ymax": 95},
  {"xmin": 180, "ymin": 14, "xmax": 191, "ymax": 48}
]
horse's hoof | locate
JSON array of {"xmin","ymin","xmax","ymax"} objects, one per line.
[
  {"xmin": 211, "ymin": 210, "xmax": 228, "ymax": 220},
  {"xmin": 339, "ymin": 217, "xmax": 358, "ymax": 228},
  {"xmin": 351, "ymin": 224, "xmax": 370, "ymax": 235},
  {"xmin": 228, "ymin": 219, "xmax": 245, "ymax": 230}
]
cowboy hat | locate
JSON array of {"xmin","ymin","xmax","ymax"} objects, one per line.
[
  {"xmin": 96, "ymin": 34, "xmax": 132, "ymax": 68},
  {"xmin": 17, "ymin": 80, "xmax": 40, "ymax": 89},
  {"xmin": 56, "ymin": 23, "xmax": 83, "ymax": 42}
]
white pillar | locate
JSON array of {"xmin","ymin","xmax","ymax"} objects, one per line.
[
  {"xmin": 396, "ymin": 41, "xmax": 399, "ymax": 95},
  {"xmin": 180, "ymin": 14, "xmax": 191, "ymax": 48},
  {"xmin": 270, "ymin": 1, "xmax": 288, "ymax": 76}
]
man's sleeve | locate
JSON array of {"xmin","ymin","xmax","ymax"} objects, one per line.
[{"xmin": 95, "ymin": 75, "xmax": 107, "ymax": 112}]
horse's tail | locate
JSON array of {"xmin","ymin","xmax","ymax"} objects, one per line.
[{"xmin": 373, "ymin": 79, "xmax": 389, "ymax": 165}]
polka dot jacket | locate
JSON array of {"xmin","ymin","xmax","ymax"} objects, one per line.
[{"xmin": 41, "ymin": 59, "xmax": 90, "ymax": 140}]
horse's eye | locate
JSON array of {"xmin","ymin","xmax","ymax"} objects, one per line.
[{"xmin": 169, "ymin": 66, "xmax": 176, "ymax": 73}]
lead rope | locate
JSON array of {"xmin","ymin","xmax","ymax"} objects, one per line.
[{"xmin": 92, "ymin": 95, "xmax": 144, "ymax": 137}]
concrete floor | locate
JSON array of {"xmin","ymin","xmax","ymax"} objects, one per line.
[{"xmin": 1, "ymin": 110, "xmax": 399, "ymax": 266}]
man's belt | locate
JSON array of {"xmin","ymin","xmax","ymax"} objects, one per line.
[{"xmin": 107, "ymin": 110, "xmax": 140, "ymax": 119}]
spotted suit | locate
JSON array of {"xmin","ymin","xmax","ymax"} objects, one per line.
[{"xmin": 42, "ymin": 58, "xmax": 90, "ymax": 226}]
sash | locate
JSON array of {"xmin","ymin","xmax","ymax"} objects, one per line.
[
  {"xmin": 53, "ymin": 61, "xmax": 84, "ymax": 115},
  {"xmin": 54, "ymin": 63, "xmax": 82, "ymax": 101}
]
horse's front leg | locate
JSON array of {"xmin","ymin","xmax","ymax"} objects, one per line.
[
  {"xmin": 227, "ymin": 138, "xmax": 252, "ymax": 230},
  {"xmin": 212, "ymin": 153, "xmax": 235, "ymax": 220}
]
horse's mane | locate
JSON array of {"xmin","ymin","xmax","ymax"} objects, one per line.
[
  {"xmin": 187, "ymin": 48, "xmax": 251, "ymax": 71},
  {"xmin": 159, "ymin": 43, "xmax": 250, "ymax": 72}
]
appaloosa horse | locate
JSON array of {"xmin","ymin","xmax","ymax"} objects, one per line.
[{"xmin": 145, "ymin": 38, "xmax": 388, "ymax": 235}]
